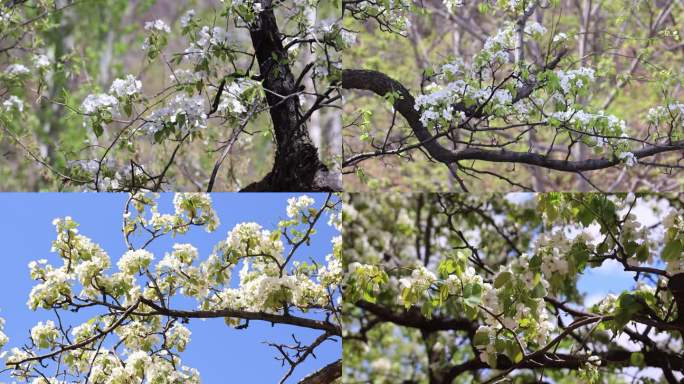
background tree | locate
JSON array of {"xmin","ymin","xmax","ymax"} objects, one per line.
[
  {"xmin": 342, "ymin": 0, "xmax": 684, "ymax": 192},
  {"xmin": 343, "ymin": 193, "xmax": 684, "ymax": 383},
  {"xmin": 0, "ymin": 0, "xmax": 342, "ymax": 192},
  {"xmin": 0, "ymin": 193, "xmax": 342, "ymax": 383}
]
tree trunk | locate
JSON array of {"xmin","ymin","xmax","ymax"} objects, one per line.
[{"xmin": 242, "ymin": 0, "xmax": 338, "ymax": 191}]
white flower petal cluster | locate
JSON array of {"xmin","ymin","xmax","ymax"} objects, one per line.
[
  {"xmin": 86, "ymin": 349, "xmax": 199, "ymax": 384},
  {"xmin": 117, "ymin": 249, "xmax": 154, "ymax": 275},
  {"xmin": 158, "ymin": 243, "xmax": 199, "ymax": 271},
  {"xmin": 552, "ymin": 32, "xmax": 568, "ymax": 43},
  {"xmin": 146, "ymin": 93, "xmax": 207, "ymax": 134},
  {"xmin": 226, "ymin": 222, "xmax": 284, "ymax": 259},
  {"xmin": 286, "ymin": 195, "xmax": 315, "ymax": 218},
  {"xmin": 617, "ymin": 151, "xmax": 638, "ymax": 167},
  {"xmin": 167, "ymin": 323, "xmax": 191, "ymax": 352},
  {"xmin": 180, "ymin": 9, "xmax": 195, "ymax": 28},
  {"xmin": 197, "ymin": 26, "xmax": 228, "ymax": 48},
  {"xmin": 556, "ymin": 68, "xmax": 595, "ymax": 94},
  {"xmin": 71, "ymin": 322, "xmax": 95, "ymax": 342},
  {"xmin": 171, "ymin": 69, "xmax": 203, "ymax": 84},
  {"xmin": 5, "ymin": 63, "xmax": 30, "ymax": 76},
  {"xmin": 647, "ymin": 103, "xmax": 684, "ymax": 131},
  {"xmin": 318, "ymin": 236, "xmax": 342, "ymax": 287},
  {"xmin": 30, "ymin": 320, "xmax": 59, "ymax": 349},
  {"xmin": 33, "ymin": 54, "xmax": 50, "ymax": 69},
  {"xmin": 216, "ymin": 79, "xmax": 259, "ymax": 115},
  {"xmin": 144, "ymin": 19, "xmax": 171, "ymax": 33},
  {"xmin": 524, "ymin": 22, "xmax": 546, "ymax": 36},
  {"xmin": 172, "ymin": 193, "xmax": 219, "ymax": 232},
  {"xmin": 81, "ymin": 93, "xmax": 118, "ymax": 114},
  {"xmin": 482, "ymin": 25, "xmax": 515, "ymax": 61},
  {"xmin": 398, "ymin": 264, "xmax": 436, "ymax": 302},
  {"xmin": 27, "ymin": 265, "xmax": 73, "ymax": 310},
  {"xmin": 109, "ymin": 74, "xmax": 142, "ymax": 98},
  {"xmin": 125, "ymin": 350, "xmax": 152, "ymax": 378},
  {"xmin": 182, "ymin": 25, "xmax": 230, "ymax": 62},
  {"xmin": 3, "ymin": 95, "xmax": 23, "ymax": 112}
]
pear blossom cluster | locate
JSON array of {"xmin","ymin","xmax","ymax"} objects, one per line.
[
  {"xmin": 30, "ymin": 320, "xmax": 59, "ymax": 349},
  {"xmin": 33, "ymin": 54, "xmax": 50, "ymax": 69},
  {"xmin": 286, "ymin": 194, "xmax": 316, "ymax": 218},
  {"xmin": 4, "ymin": 63, "xmax": 29, "ymax": 76},
  {"xmin": 647, "ymin": 103, "xmax": 684, "ymax": 127},
  {"xmin": 81, "ymin": 93, "xmax": 118, "ymax": 114},
  {"xmin": 109, "ymin": 75, "xmax": 142, "ymax": 98},
  {"xmin": 398, "ymin": 264, "xmax": 437, "ymax": 305},
  {"xmin": 117, "ymin": 249, "xmax": 154, "ymax": 275},
  {"xmin": 3, "ymin": 95, "xmax": 23, "ymax": 112},
  {"xmin": 144, "ymin": 19, "xmax": 171, "ymax": 33},
  {"xmin": 145, "ymin": 93, "xmax": 207, "ymax": 135},
  {"xmin": 10, "ymin": 193, "xmax": 340, "ymax": 382},
  {"xmin": 555, "ymin": 68, "xmax": 596, "ymax": 94}
]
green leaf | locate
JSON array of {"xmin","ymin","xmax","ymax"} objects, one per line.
[
  {"xmin": 635, "ymin": 244, "xmax": 650, "ymax": 262},
  {"xmin": 473, "ymin": 329, "xmax": 490, "ymax": 346},
  {"xmin": 630, "ymin": 352, "xmax": 645, "ymax": 367},
  {"xmin": 93, "ymin": 122, "xmax": 103, "ymax": 137},
  {"xmin": 494, "ymin": 271, "xmax": 512, "ymax": 288},
  {"xmin": 530, "ymin": 282, "xmax": 547, "ymax": 299},
  {"xmin": 662, "ymin": 239, "xmax": 682, "ymax": 261}
]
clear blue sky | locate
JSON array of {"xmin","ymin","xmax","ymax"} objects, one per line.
[{"xmin": 0, "ymin": 193, "xmax": 340, "ymax": 383}]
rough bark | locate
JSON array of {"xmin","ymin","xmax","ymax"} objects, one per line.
[
  {"xmin": 298, "ymin": 359, "xmax": 342, "ymax": 384},
  {"xmin": 242, "ymin": 1, "xmax": 339, "ymax": 191},
  {"xmin": 139, "ymin": 297, "xmax": 341, "ymax": 335}
]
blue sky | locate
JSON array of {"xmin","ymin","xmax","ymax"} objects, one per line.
[{"xmin": 0, "ymin": 193, "xmax": 340, "ymax": 383}]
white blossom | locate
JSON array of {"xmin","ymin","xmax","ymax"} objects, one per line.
[
  {"xmin": 5, "ymin": 63, "xmax": 30, "ymax": 76},
  {"xmin": 144, "ymin": 19, "xmax": 170, "ymax": 33},
  {"xmin": 3, "ymin": 95, "xmax": 23, "ymax": 112},
  {"xmin": 286, "ymin": 195, "xmax": 315, "ymax": 218},
  {"xmin": 109, "ymin": 75, "xmax": 142, "ymax": 97},
  {"xmin": 33, "ymin": 54, "xmax": 50, "ymax": 69},
  {"xmin": 81, "ymin": 93, "xmax": 118, "ymax": 114},
  {"xmin": 180, "ymin": 9, "xmax": 196, "ymax": 28},
  {"xmin": 618, "ymin": 151, "xmax": 638, "ymax": 167},
  {"xmin": 117, "ymin": 249, "xmax": 154, "ymax": 275}
]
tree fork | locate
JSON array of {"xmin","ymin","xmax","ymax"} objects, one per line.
[{"xmin": 243, "ymin": 0, "xmax": 338, "ymax": 191}]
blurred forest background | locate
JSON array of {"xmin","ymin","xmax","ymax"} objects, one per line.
[
  {"xmin": 0, "ymin": 0, "xmax": 341, "ymax": 191},
  {"xmin": 343, "ymin": 0, "xmax": 684, "ymax": 192}
]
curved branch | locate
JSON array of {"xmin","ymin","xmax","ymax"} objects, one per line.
[
  {"xmin": 341, "ymin": 68, "xmax": 684, "ymax": 173},
  {"xmin": 297, "ymin": 359, "xmax": 342, "ymax": 384},
  {"xmin": 356, "ymin": 300, "xmax": 476, "ymax": 332},
  {"xmin": 443, "ymin": 350, "xmax": 684, "ymax": 383},
  {"xmin": 140, "ymin": 298, "xmax": 341, "ymax": 336}
]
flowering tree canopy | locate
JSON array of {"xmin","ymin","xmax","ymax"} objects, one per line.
[
  {"xmin": 0, "ymin": 193, "xmax": 342, "ymax": 383},
  {"xmin": 342, "ymin": 0, "xmax": 684, "ymax": 191},
  {"xmin": 0, "ymin": 0, "xmax": 343, "ymax": 192},
  {"xmin": 343, "ymin": 193, "xmax": 684, "ymax": 383}
]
